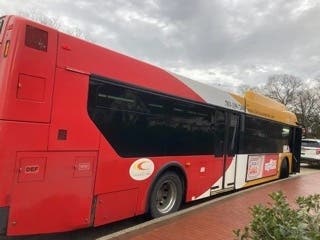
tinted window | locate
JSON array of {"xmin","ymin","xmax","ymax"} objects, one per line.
[
  {"xmin": 214, "ymin": 110, "xmax": 225, "ymax": 156},
  {"xmin": 227, "ymin": 113, "xmax": 240, "ymax": 155},
  {"xmin": 88, "ymin": 78, "xmax": 219, "ymax": 157},
  {"xmin": 240, "ymin": 116, "xmax": 291, "ymax": 154},
  {"xmin": 166, "ymin": 101, "xmax": 214, "ymax": 155}
]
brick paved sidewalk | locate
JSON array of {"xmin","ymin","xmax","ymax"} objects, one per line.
[{"xmin": 104, "ymin": 172, "xmax": 320, "ymax": 240}]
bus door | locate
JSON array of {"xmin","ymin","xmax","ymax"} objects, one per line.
[
  {"xmin": 211, "ymin": 111, "xmax": 239, "ymax": 193},
  {"xmin": 223, "ymin": 113, "xmax": 240, "ymax": 189}
]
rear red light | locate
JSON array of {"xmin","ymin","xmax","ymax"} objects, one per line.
[{"xmin": 316, "ymin": 149, "xmax": 320, "ymax": 155}]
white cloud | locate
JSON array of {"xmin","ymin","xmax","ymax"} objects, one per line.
[
  {"xmin": 290, "ymin": 0, "xmax": 318, "ymax": 18},
  {"xmin": 1, "ymin": 0, "xmax": 320, "ymax": 91}
]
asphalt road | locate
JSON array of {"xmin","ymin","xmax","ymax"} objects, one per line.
[
  {"xmin": 2, "ymin": 165, "xmax": 320, "ymax": 240},
  {"xmin": 299, "ymin": 163, "xmax": 320, "ymax": 175}
]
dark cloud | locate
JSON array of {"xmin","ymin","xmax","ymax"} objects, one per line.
[{"xmin": 1, "ymin": 0, "xmax": 319, "ymax": 90}]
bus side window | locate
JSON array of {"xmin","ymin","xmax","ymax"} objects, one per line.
[
  {"xmin": 214, "ymin": 110, "xmax": 225, "ymax": 156},
  {"xmin": 238, "ymin": 114, "xmax": 246, "ymax": 154}
]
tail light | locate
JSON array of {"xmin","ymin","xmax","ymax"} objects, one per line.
[{"xmin": 316, "ymin": 149, "xmax": 320, "ymax": 155}]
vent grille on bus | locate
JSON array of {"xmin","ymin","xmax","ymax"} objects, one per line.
[{"xmin": 25, "ymin": 25, "xmax": 48, "ymax": 52}]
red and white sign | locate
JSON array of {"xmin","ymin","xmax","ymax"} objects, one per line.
[{"xmin": 246, "ymin": 154, "xmax": 278, "ymax": 181}]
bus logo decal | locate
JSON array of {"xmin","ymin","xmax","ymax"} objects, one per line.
[{"xmin": 129, "ymin": 158, "xmax": 154, "ymax": 181}]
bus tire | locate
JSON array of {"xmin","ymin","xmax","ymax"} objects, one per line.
[
  {"xmin": 280, "ymin": 158, "xmax": 289, "ymax": 179},
  {"xmin": 149, "ymin": 171, "xmax": 183, "ymax": 218}
]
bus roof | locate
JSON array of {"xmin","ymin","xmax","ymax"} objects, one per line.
[
  {"xmin": 244, "ymin": 90, "xmax": 297, "ymax": 125},
  {"xmin": 172, "ymin": 74, "xmax": 297, "ymax": 126}
]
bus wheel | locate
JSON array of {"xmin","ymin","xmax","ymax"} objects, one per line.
[
  {"xmin": 280, "ymin": 159, "xmax": 289, "ymax": 179},
  {"xmin": 149, "ymin": 171, "xmax": 183, "ymax": 218}
]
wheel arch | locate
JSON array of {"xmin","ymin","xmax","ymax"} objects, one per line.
[{"xmin": 145, "ymin": 161, "xmax": 187, "ymax": 213}]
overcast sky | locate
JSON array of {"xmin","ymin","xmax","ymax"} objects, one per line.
[{"xmin": 1, "ymin": 0, "xmax": 320, "ymax": 91}]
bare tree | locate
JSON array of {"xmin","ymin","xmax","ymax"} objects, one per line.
[
  {"xmin": 258, "ymin": 73, "xmax": 320, "ymax": 137},
  {"xmin": 262, "ymin": 74, "xmax": 303, "ymax": 109},
  {"xmin": 19, "ymin": 10, "xmax": 61, "ymax": 29},
  {"xmin": 237, "ymin": 84, "xmax": 261, "ymax": 95},
  {"xmin": 18, "ymin": 10, "xmax": 88, "ymax": 40},
  {"xmin": 295, "ymin": 89, "xmax": 320, "ymax": 137}
]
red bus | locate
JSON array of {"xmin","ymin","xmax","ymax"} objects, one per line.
[{"xmin": 0, "ymin": 15, "xmax": 301, "ymax": 236}]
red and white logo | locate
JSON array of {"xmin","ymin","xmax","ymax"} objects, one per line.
[{"xmin": 129, "ymin": 158, "xmax": 154, "ymax": 181}]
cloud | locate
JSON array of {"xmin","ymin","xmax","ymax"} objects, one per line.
[{"xmin": 1, "ymin": 0, "xmax": 320, "ymax": 91}]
